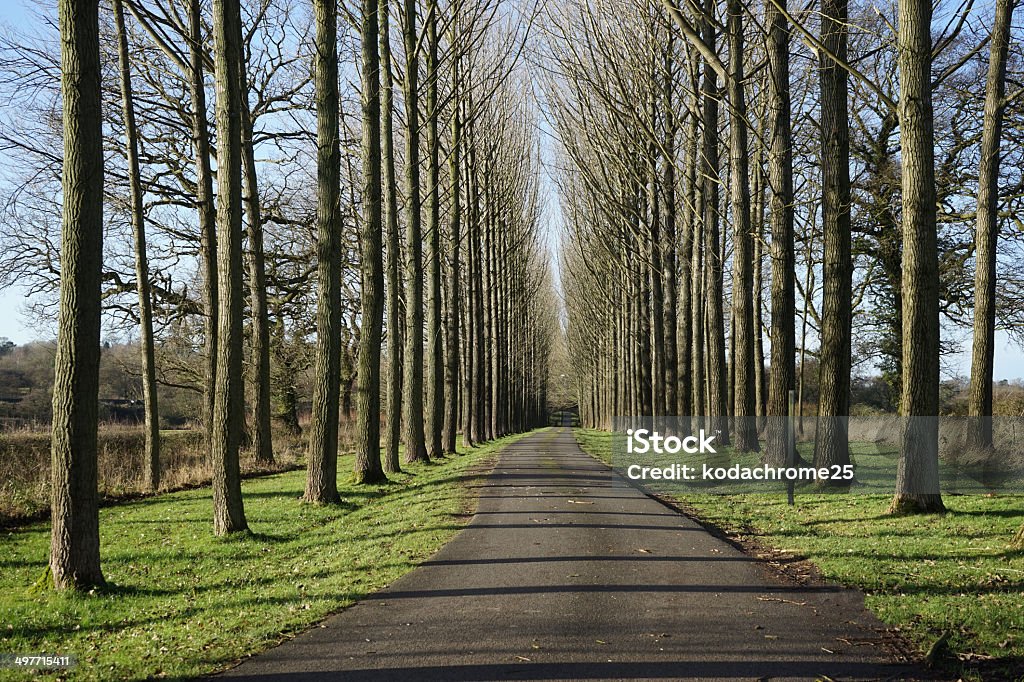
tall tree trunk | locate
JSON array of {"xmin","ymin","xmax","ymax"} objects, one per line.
[
  {"xmin": 210, "ymin": 0, "xmax": 248, "ymax": 534},
  {"xmin": 753, "ymin": 143, "xmax": 767, "ymax": 425},
  {"xmin": 187, "ymin": 0, "xmax": 218, "ymax": 462},
  {"xmin": 354, "ymin": 0, "xmax": 387, "ymax": 484},
  {"xmin": 813, "ymin": 0, "xmax": 853, "ymax": 480},
  {"xmin": 442, "ymin": 55, "xmax": 462, "ymax": 454},
  {"xmin": 701, "ymin": 0, "xmax": 728, "ymax": 442},
  {"xmin": 690, "ymin": 127, "xmax": 705, "ymax": 425},
  {"xmin": 114, "ymin": 0, "xmax": 160, "ymax": 490},
  {"xmin": 463, "ymin": 123, "xmax": 481, "ymax": 446},
  {"xmin": 482, "ymin": 175, "xmax": 497, "ymax": 437},
  {"xmin": 471, "ymin": 150, "xmax": 486, "ymax": 444},
  {"xmin": 890, "ymin": 0, "xmax": 944, "ymax": 514},
  {"xmin": 797, "ymin": 238, "xmax": 814, "ymax": 436},
  {"xmin": 239, "ymin": 72, "xmax": 273, "ymax": 465},
  {"xmin": 50, "ymin": 0, "xmax": 105, "ymax": 590},
  {"xmin": 967, "ymin": 0, "xmax": 1015, "ymax": 451},
  {"xmin": 305, "ymin": 0, "xmax": 344, "ymax": 504},
  {"xmin": 763, "ymin": 0, "xmax": 796, "ymax": 467},
  {"xmin": 649, "ymin": 149, "xmax": 667, "ymax": 418},
  {"xmin": 726, "ymin": 0, "xmax": 757, "ymax": 451},
  {"xmin": 662, "ymin": 107, "xmax": 678, "ymax": 417},
  {"xmin": 678, "ymin": 86, "xmax": 698, "ymax": 422},
  {"xmin": 380, "ymin": 0, "xmax": 402, "ymax": 473},
  {"xmin": 401, "ymin": 0, "xmax": 428, "ymax": 462},
  {"xmin": 424, "ymin": 0, "xmax": 443, "ymax": 458}
]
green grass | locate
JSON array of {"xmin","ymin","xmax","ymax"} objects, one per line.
[
  {"xmin": 0, "ymin": 430, "xmax": 541, "ymax": 681},
  {"xmin": 575, "ymin": 428, "xmax": 1024, "ymax": 677}
]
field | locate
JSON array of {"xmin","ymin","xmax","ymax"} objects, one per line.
[
  {"xmin": 575, "ymin": 428, "xmax": 1024, "ymax": 680},
  {"xmin": 0, "ymin": 426, "xmax": 315, "ymax": 524}
]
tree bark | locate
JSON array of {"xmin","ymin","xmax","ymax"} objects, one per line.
[
  {"xmin": 813, "ymin": 0, "xmax": 853, "ymax": 480},
  {"xmin": 239, "ymin": 70, "xmax": 273, "ymax": 465},
  {"xmin": 752, "ymin": 143, "xmax": 767, "ymax": 425},
  {"xmin": 401, "ymin": 0, "xmax": 428, "ymax": 462},
  {"xmin": 354, "ymin": 0, "xmax": 387, "ymax": 484},
  {"xmin": 763, "ymin": 0, "xmax": 796, "ymax": 467},
  {"xmin": 890, "ymin": 0, "xmax": 944, "ymax": 514},
  {"xmin": 114, "ymin": 0, "xmax": 160, "ymax": 490},
  {"xmin": 967, "ymin": 0, "xmax": 1015, "ymax": 451},
  {"xmin": 442, "ymin": 53, "xmax": 462, "ymax": 454},
  {"xmin": 424, "ymin": 0, "xmax": 443, "ymax": 458},
  {"xmin": 380, "ymin": 0, "xmax": 402, "ymax": 474},
  {"xmin": 210, "ymin": 0, "xmax": 248, "ymax": 534},
  {"xmin": 305, "ymin": 0, "xmax": 344, "ymax": 504},
  {"xmin": 726, "ymin": 0, "xmax": 757, "ymax": 451},
  {"xmin": 701, "ymin": 0, "xmax": 727, "ymax": 443},
  {"xmin": 187, "ymin": 0, "xmax": 218, "ymax": 462},
  {"xmin": 662, "ymin": 49, "xmax": 679, "ymax": 418},
  {"xmin": 50, "ymin": 0, "xmax": 105, "ymax": 590}
]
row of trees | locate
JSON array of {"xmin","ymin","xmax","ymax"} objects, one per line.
[
  {"xmin": 19, "ymin": 0, "xmax": 555, "ymax": 589},
  {"xmin": 556, "ymin": 0, "xmax": 1023, "ymax": 515}
]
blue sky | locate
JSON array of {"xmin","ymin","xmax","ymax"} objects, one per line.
[
  {"xmin": 0, "ymin": 1, "xmax": 42, "ymax": 343},
  {"xmin": 1, "ymin": 0, "xmax": 1023, "ymax": 381}
]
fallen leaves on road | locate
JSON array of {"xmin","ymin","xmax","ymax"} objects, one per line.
[{"xmin": 756, "ymin": 596, "xmax": 807, "ymax": 606}]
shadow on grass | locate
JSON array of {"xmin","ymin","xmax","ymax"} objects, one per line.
[{"xmin": 950, "ymin": 508, "xmax": 1024, "ymax": 520}]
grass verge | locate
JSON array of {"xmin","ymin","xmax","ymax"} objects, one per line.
[
  {"xmin": 575, "ymin": 428, "xmax": 1024, "ymax": 680},
  {"xmin": 0, "ymin": 429, "xmax": 541, "ymax": 681}
]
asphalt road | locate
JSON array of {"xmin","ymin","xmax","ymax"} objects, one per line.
[{"xmin": 217, "ymin": 428, "xmax": 918, "ymax": 681}]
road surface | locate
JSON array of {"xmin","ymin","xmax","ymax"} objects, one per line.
[{"xmin": 217, "ymin": 428, "xmax": 919, "ymax": 681}]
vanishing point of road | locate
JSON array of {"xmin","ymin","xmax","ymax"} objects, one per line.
[{"xmin": 218, "ymin": 428, "xmax": 920, "ymax": 681}]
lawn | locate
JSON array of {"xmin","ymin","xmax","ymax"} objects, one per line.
[
  {"xmin": 575, "ymin": 428, "xmax": 1024, "ymax": 679},
  {"xmin": 0, "ymin": 430, "xmax": 539, "ymax": 681}
]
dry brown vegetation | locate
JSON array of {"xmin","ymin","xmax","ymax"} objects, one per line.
[{"xmin": 0, "ymin": 422, "xmax": 340, "ymax": 525}]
